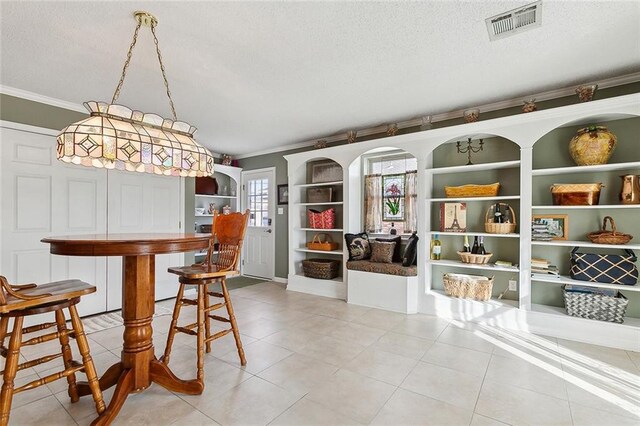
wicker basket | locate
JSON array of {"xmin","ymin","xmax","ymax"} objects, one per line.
[
  {"xmin": 484, "ymin": 203, "xmax": 517, "ymax": 234},
  {"xmin": 563, "ymin": 288, "xmax": 628, "ymax": 323},
  {"xmin": 550, "ymin": 183, "xmax": 603, "ymax": 206},
  {"xmin": 587, "ymin": 216, "xmax": 633, "ymax": 245},
  {"xmin": 457, "ymin": 251, "xmax": 493, "ymax": 264},
  {"xmin": 306, "ymin": 233, "xmax": 339, "ymax": 251},
  {"xmin": 443, "ymin": 273, "xmax": 494, "ymax": 301},
  {"xmin": 445, "ymin": 183, "xmax": 500, "ymax": 198},
  {"xmin": 302, "ymin": 259, "xmax": 340, "ymax": 279}
]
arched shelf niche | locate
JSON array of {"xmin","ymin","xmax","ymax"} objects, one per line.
[
  {"xmin": 529, "ymin": 113, "xmax": 640, "ymax": 319},
  {"xmin": 425, "ymin": 133, "xmax": 522, "ymax": 305}
]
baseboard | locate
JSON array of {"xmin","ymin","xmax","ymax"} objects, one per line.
[{"xmin": 272, "ymin": 276, "xmax": 288, "ymax": 284}]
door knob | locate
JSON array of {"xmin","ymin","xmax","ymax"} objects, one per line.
[{"xmin": 265, "ymin": 229, "xmax": 272, "ymax": 233}]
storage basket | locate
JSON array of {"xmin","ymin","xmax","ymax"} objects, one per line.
[
  {"xmin": 445, "ymin": 183, "xmax": 500, "ymax": 198},
  {"xmin": 484, "ymin": 203, "xmax": 517, "ymax": 234},
  {"xmin": 587, "ymin": 216, "xmax": 633, "ymax": 245},
  {"xmin": 302, "ymin": 259, "xmax": 340, "ymax": 280},
  {"xmin": 443, "ymin": 273, "xmax": 494, "ymax": 301},
  {"xmin": 550, "ymin": 183, "xmax": 603, "ymax": 206},
  {"xmin": 563, "ymin": 287, "xmax": 628, "ymax": 323},
  {"xmin": 307, "ymin": 188, "xmax": 333, "ymax": 203},
  {"xmin": 306, "ymin": 233, "xmax": 339, "ymax": 251},
  {"xmin": 457, "ymin": 251, "xmax": 493, "ymax": 264},
  {"xmin": 307, "ymin": 208, "xmax": 335, "ymax": 229}
]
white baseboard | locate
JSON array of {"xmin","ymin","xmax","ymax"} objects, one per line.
[{"xmin": 272, "ymin": 276, "xmax": 288, "ymax": 284}]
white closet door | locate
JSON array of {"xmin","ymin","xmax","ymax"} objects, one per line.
[
  {"xmin": 106, "ymin": 170, "xmax": 183, "ymax": 310},
  {"xmin": 0, "ymin": 126, "xmax": 108, "ymax": 317}
]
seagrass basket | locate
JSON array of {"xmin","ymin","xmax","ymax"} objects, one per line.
[
  {"xmin": 484, "ymin": 203, "xmax": 517, "ymax": 234},
  {"xmin": 457, "ymin": 251, "xmax": 493, "ymax": 264},
  {"xmin": 445, "ymin": 183, "xmax": 500, "ymax": 198},
  {"xmin": 302, "ymin": 259, "xmax": 340, "ymax": 279},
  {"xmin": 443, "ymin": 273, "xmax": 494, "ymax": 301}
]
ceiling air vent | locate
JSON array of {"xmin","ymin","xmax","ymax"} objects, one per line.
[{"xmin": 486, "ymin": 1, "xmax": 542, "ymax": 41}]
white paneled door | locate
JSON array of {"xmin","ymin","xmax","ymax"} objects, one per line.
[
  {"xmin": 0, "ymin": 125, "xmax": 108, "ymax": 317},
  {"xmin": 241, "ymin": 168, "xmax": 275, "ymax": 279},
  {"xmin": 0, "ymin": 123, "xmax": 185, "ymax": 317}
]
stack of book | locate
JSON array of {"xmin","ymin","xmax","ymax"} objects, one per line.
[
  {"xmin": 565, "ymin": 284, "xmax": 618, "ymax": 297},
  {"xmin": 532, "ymin": 221, "xmax": 553, "ymax": 241},
  {"xmin": 531, "ymin": 257, "xmax": 560, "ymax": 280}
]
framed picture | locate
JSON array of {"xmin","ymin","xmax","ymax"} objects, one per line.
[
  {"xmin": 533, "ymin": 214, "xmax": 569, "ymax": 240},
  {"xmin": 277, "ymin": 184, "xmax": 289, "ymax": 205},
  {"xmin": 382, "ymin": 174, "xmax": 405, "ymax": 221},
  {"xmin": 311, "ymin": 161, "xmax": 342, "ymax": 183},
  {"xmin": 440, "ymin": 202, "xmax": 467, "ymax": 232}
]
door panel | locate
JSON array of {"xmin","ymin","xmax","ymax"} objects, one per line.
[{"xmin": 242, "ymin": 169, "xmax": 275, "ymax": 279}]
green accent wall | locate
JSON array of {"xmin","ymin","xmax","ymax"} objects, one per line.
[{"xmin": 0, "ymin": 94, "xmax": 87, "ymax": 129}]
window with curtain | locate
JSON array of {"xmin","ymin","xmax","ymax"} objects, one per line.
[{"xmin": 364, "ymin": 153, "xmax": 417, "ymax": 234}]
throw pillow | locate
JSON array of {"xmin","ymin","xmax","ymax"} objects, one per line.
[
  {"xmin": 376, "ymin": 236, "xmax": 402, "ymax": 263},
  {"xmin": 344, "ymin": 232, "xmax": 371, "ymax": 260},
  {"xmin": 402, "ymin": 232, "xmax": 419, "ymax": 266},
  {"xmin": 370, "ymin": 241, "xmax": 396, "ymax": 263}
]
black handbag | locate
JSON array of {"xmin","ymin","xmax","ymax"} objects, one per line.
[{"xmin": 570, "ymin": 247, "xmax": 638, "ymax": 285}]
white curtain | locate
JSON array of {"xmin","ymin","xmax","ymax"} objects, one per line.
[
  {"xmin": 364, "ymin": 174, "xmax": 383, "ymax": 233},
  {"xmin": 404, "ymin": 171, "xmax": 417, "ymax": 233}
]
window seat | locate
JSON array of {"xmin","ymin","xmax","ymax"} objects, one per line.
[
  {"xmin": 346, "ymin": 260, "xmax": 418, "ymax": 314},
  {"xmin": 346, "ymin": 260, "xmax": 416, "ymax": 276}
]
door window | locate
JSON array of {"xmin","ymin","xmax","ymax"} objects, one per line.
[{"xmin": 247, "ymin": 178, "xmax": 269, "ymax": 227}]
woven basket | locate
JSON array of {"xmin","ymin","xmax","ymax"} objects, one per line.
[
  {"xmin": 550, "ymin": 183, "xmax": 603, "ymax": 206},
  {"xmin": 443, "ymin": 273, "xmax": 494, "ymax": 301},
  {"xmin": 302, "ymin": 259, "xmax": 340, "ymax": 279},
  {"xmin": 445, "ymin": 183, "xmax": 500, "ymax": 198},
  {"xmin": 484, "ymin": 203, "xmax": 517, "ymax": 234},
  {"xmin": 306, "ymin": 233, "xmax": 339, "ymax": 251},
  {"xmin": 587, "ymin": 216, "xmax": 633, "ymax": 245},
  {"xmin": 563, "ymin": 288, "xmax": 628, "ymax": 323},
  {"xmin": 457, "ymin": 251, "xmax": 493, "ymax": 264}
]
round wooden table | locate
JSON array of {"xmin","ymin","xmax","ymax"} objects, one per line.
[{"xmin": 41, "ymin": 233, "xmax": 211, "ymax": 425}]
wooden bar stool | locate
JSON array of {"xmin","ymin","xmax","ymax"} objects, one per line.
[
  {"xmin": 163, "ymin": 209, "xmax": 249, "ymax": 384},
  {"xmin": 0, "ymin": 276, "xmax": 105, "ymax": 426}
]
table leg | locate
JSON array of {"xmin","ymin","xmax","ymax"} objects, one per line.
[
  {"xmin": 76, "ymin": 362, "xmax": 123, "ymax": 395},
  {"xmin": 90, "ymin": 368, "xmax": 134, "ymax": 426},
  {"xmin": 149, "ymin": 360, "xmax": 204, "ymax": 394}
]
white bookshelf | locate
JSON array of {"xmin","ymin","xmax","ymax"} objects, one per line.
[
  {"xmin": 294, "ymin": 248, "xmax": 343, "ymax": 255},
  {"xmin": 297, "ymin": 228, "xmax": 344, "ymax": 232},
  {"xmin": 428, "ymin": 231, "xmax": 519, "ymax": 239},
  {"xmin": 428, "ymin": 160, "xmax": 521, "ymax": 175},
  {"xmin": 294, "ymin": 180, "xmax": 343, "ymax": 188},
  {"xmin": 532, "ymin": 161, "xmax": 640, "ymax": 176},
  {"xmin": 430, "ymin": 195, "xmax": 520, "ymax": 203},
  {"xmin": 429, "ymin": 258, "xmax": 519, "ymax": 273},
  {"xmin": 531, "ymin": 239, "xmax": 640, "ymax": 250},
  {"xmin": 296, "ymin": 201, "xmax": 344, "ymax": 206},
  {"xmin": 532, "ymin": 204, "xmax": 640, "ymax": 210},
  {"xmin": 531, "ymin": 274, "xmax": 640, "ymax": 292}
]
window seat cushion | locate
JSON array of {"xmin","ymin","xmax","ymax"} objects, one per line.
[{"xmin": 346, "ymin": 260, "xmax": 417, "ymax": 277}]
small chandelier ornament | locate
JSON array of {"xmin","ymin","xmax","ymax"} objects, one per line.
[
  {"xmin": 456, "ymin": 138, "xmax": 484, "ymax": 165},
  {"xmin": 56, "ymin": 11, "xmax": 214, "ymax": 177}
]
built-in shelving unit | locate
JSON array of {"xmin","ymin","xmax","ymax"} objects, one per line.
[
  {"xmin": 427, "ymin": 231, "xmax": 519, "ymax": 238},
  {"xmin": 531, "ymin": 275, "xmax": 640, "ymax": 292},
  {"xmin": 430, "ymin": 195, "xmax": 520, "ymax": 203},
  {"xmin": 430, "ymin": 259, "xmax": 519, "ymax": 273}
]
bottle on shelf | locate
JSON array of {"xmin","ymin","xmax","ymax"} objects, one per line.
[
  {"xmin": 390, "ymin": 223, "xmax": 397, "ymax": 235},
  {"xmin": 471, "ymin": 236, "xmax": 479, "ymax": 254},
  {"xmin": 463, "ymin": 235, "xmax": 471, "ymax": 252},
  {"xmin": 432, "ymin": 234, "xmax": 442, "ymax": 260},
  {"xmin": 494, "ymin": 203, "xmax": 504, "ymax": 223},
  {"xmin": 478, "ymin": 236, "xmax": 487, "ymax": 255}
]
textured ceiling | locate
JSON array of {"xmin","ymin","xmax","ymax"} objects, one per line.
[{"xmin": 1, "ymin": 1, "xmax": 639, "ymax": 155}]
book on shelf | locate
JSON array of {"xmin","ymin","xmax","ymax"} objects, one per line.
[
  {"xmin": 565, "ymin": 284, "xmax": 618, "ymax": 297},
  {"xmin": 531, "ymin": 273, "xmax": 563, "ymax": 280},
  {"xmin": 495, "ymin": 260, "xmax": 513, "ymax": 267},
  {"xmin": 531, "ymin": 267, "xmax": 559, "ymax": 275}
]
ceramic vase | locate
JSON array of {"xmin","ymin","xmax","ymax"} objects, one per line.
[{"xmin": 568, "ymin": 125, "xmax": 617, "ymax": 166}]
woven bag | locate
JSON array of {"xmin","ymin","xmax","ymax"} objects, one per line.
[{"xmin": 307, "ymin": 208, "xmax": 335, "ymax": 229}]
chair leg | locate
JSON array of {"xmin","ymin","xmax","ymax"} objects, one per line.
[
  {"xmin": 203, "ymin": 283, "xmax": 212, "ymax": 354},
  {"xmin": 55, "ymin": 309, "xmax": 79, "ymax": 403},
  {"xmin": 162, "ymin": 283, "xmax": 186, "ymax": 365},
  {"xmin": 0, "ymin": 317, "xmax": 9, "ymax": 350},
  {"xmin": 196, "ymin": 285, "xmax": 206, "ymax": 382},
  {"xmin": 220, "ymin": 277, "xmax": 246, "ymax": 366},
  {"xmin": 68, "ymin": 305, "xmax": 105, "ymax": 415},
  {"xmin": 0, "ymin": 316, "xmax": 23, "ymax": 426}
]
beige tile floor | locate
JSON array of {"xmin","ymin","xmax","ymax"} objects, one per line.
[{"xmin": 4, "ymin": 281, "xmax": 640, "ymax": 425}]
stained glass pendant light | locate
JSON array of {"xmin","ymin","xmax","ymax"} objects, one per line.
[{"xmin": 57, "ymin": 11, "xmax": 214, "ymax": 177}]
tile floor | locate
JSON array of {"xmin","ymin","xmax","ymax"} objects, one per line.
[{"xmin": 5, "ymin": 282, "xmax": 640, "ymax": 425}]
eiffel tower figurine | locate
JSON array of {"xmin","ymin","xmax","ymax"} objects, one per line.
[{"xmin": 449, "ymin": 204, "xmax": 462, "ymax": 231}]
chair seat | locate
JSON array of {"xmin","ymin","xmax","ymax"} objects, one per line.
[
  {"xmin": 0, "ymin": 280, "xmax": 96, "ymax": 314},
  {"xmin": 168, "ymin": 264, "xmax": 239, "ymax": 280}
]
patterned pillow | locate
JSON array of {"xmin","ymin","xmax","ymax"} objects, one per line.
[
  {"xmin": 376, "ymin": 236, "xmax": 403, "ymax": 263},
  {"xmin": 344, "ymin": 232, "xmax": 371, "ymax": 260},
  {"xmin": 370, "ymin": 241, "xmax": 396, "ymax": 263}
]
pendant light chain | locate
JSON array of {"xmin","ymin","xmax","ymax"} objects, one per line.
[
  {"xmin": 150, "ymin": 23, "xmax": 178, "ymax": 121},
  {"xmin": 111, "ymin": 20, "xmax": 142, "ymax": 104},
  {"xmin": 110, "ymin": 16, "xmax": 178, "ymax": 121}
]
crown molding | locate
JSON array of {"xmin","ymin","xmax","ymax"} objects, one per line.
[
  {"xmin": 0, "ymin": 120, "xmax": 60, "ymax": 136},
  {"xmin": 0, "ymin": 85, "xmax": 87, "ymax": 113},
  {"xmin": 235, "ymin": 71, "xmax": 640, "ymax": 159}
]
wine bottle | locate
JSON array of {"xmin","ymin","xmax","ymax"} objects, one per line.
[
  {"xmin": 478, "ymin": 236, "xmax": 487, "ymax": 255},
  {"xmin": 432, "ymin": 234, "xmax": 442, "ymax": 260},
  {"xmin": 494, "ymin": 203, "xmax": 504, "ymax": 223},
  {"xmin": 463, "ymin": 235, "xmax": 471, "ymax": 252},
  {"xmin": 471, "ymin": 236, "xmax": 479, "ymax": 254},
  {"xmin": 390, "ymin": 223, "xmax": 397, "ymax": 235}
]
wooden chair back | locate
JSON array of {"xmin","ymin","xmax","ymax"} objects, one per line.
[
  {"xmin": 0, "ymin": 276, "xmax": 42, "ymax": 307},
  {"xmin": 206, "ymin": 209, "xmax": 250, "ymax": 272}
]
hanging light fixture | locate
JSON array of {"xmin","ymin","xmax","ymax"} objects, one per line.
[{"xmin": 56, "ymin": 11, "xmax": 214, "ymax": 177}]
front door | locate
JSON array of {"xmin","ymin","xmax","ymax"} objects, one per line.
[{"xmin": 241, "ymin": 168, "xmax": 275, "ymax": 279}]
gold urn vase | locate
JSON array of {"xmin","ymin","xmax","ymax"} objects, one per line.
[{"xmin": 568, "ymin": 126, "xmax": 617, "ymax": 166}]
